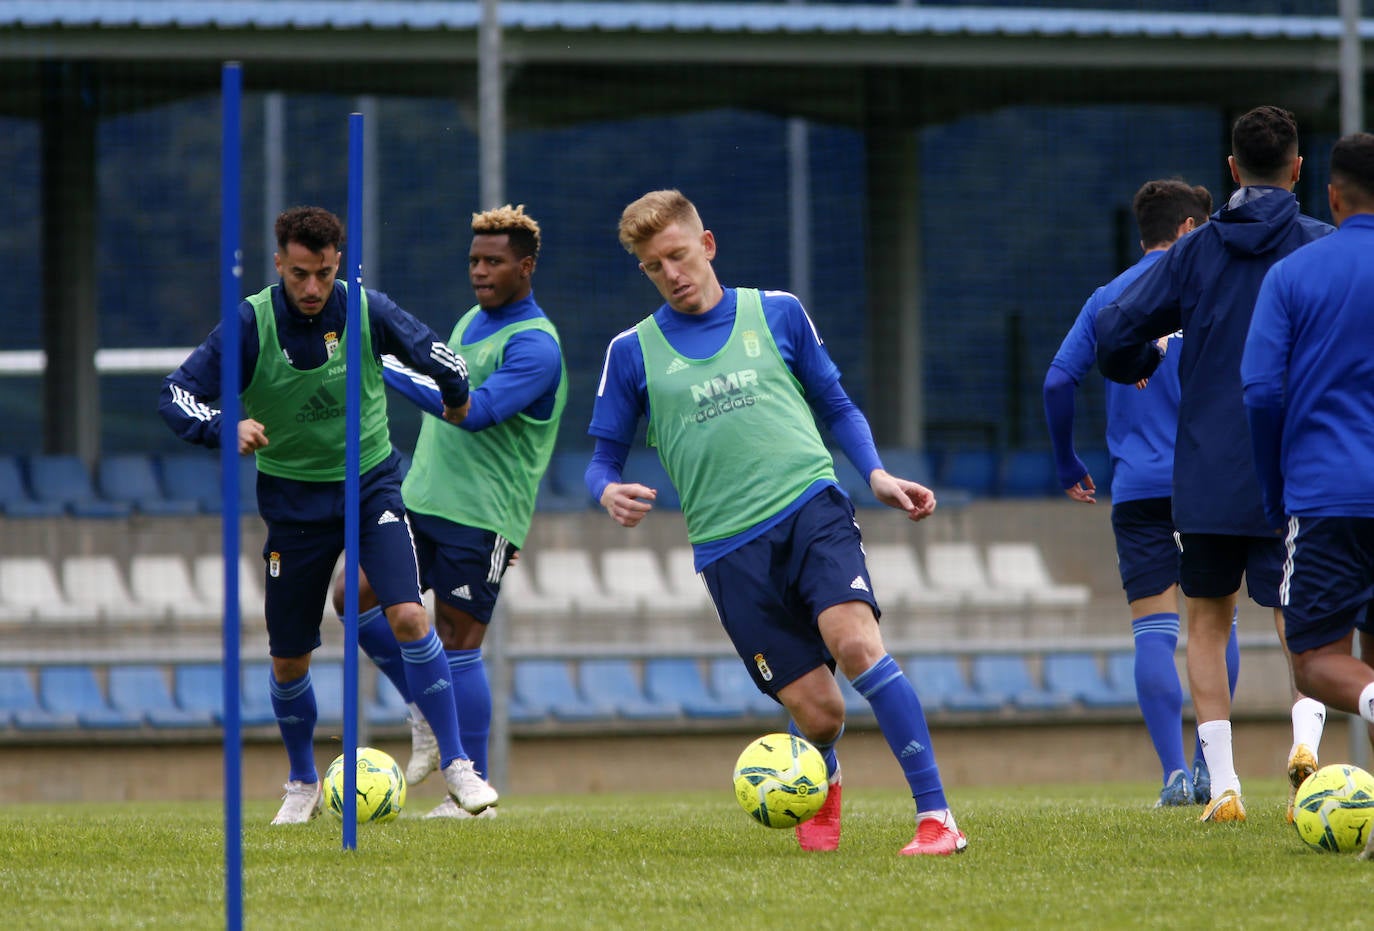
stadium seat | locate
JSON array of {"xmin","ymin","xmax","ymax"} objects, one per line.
[
  {"xmin": 1042, "ymin": 652, "xmax": 1136, "ymax": 710},
  {"xmin": 1077, "ymin": 448, "xmax": 1113, "ymax": 496},
  {"xmin": 542, "ymin": 450, "xmax": 597, "ymax": 512},
  {"xmin": 108, "ymin": 664, "xmax": 215, "ymax": 728},
  {"xmin": 599, "ymin": 548, "xmax": 705, "ymax": 616},
  {"xmin": 577, "ymin": 658, "xmax": 681, "ymax": 721},
  {"xmin": 36, "ymin": 665, "xmax": 141, "ymax": 729},
  {"xmin": 172, "ymin": 663, "xmax": 225, "ymax": 722},
  {"xmin": 1105, "ymin": 651, "xmax": 1139, "ymax": 705},
  {"xmin": 97, "ymin": 454, "xmax": 200, "ymax": 516},
  {"xmin": 968, "ymin": 654, "xmax": 1072, "ymax": 712},
  {"xmin": 706, "ymin": 657, "xmax": 784, "ymax": 718},
  {"xmin": 238, "ymin": 662, "xmax": 278, "ymax": 727},
  {"xmin": 309, "ymin": 661, "xmax": 346, "ymax": 726},
  {"xmin": 158, "ymin": 453, "xmax": 259, "ymax": 515},
  {"xmin": 904, "ymin": 655, "xmax": 1001, "ymax": 714},
  {"xmin": 862, "ymin": 542, "xmax": 962, "ymax": 613},
  {"xmin": 662, "ymin": 547, "xmax": 712, "ymax": 613},
  {"xmin": 0, "ymin": 556, "xmax": 93, "ymax": 623},
  {"xmin": 498, "ymin": 562, "xmax": 575, "ymax": 617},
  {"xmin": 831, "ymin": 455, "xmax": 879, "ymax": 507},
  {"xmin": 128, "ymin": 554, "xmax": 219, "ymax": 624},
  {"xmin": 0, "ymin": 666, "xmax": 78, "ymax": 730},
  {"xmin": 643, "ymin": 657, "xmax": 742, "ymax": 719},
  {"xmin": 191, "ymin": 554, "xmax": 267, "ymax": 626},
  {"xmin": 999, "ymin": 449, "xmax": 1059, "ymax": 498},
  {"xmin": 60, "ymin": 556, "xmax": 151, "ymax": 623},
  {"xmin": 511, "ymin": 659, "xmax": 612, "ymax": 723},
  {"xmin": 24, "ymin": 454, "xmax": 130, "ymax": 518},
  {"xmin": 984, "ymin": 542, "xmax": 1091, "ymax": 607},
  {"xmin": 531, "ymin": 549, "xmax": 637, "ymax": 616},
  {"xmin": 935, "ymin": 448, "xmax": 1000, "ymax": 498},
  {"xmin": 921, "ymin": 542, "xmax": 1025, "ymax": 609},
  {"xmin": 366, "ymin": 673, "xmax": 408, "ymax": 727},
  {"xmin": 623, "ymin": 448, "xmax": 681, "ymax": 510},
  {"xmin": 0, "ymin": 454, "xmax": 65, "ymax": 517}
]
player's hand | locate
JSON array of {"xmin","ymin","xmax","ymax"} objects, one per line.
[
  {"xmin": 1065, "ymin": 473, "xmax": 1096, "ymax": 504},
  {"xmin": 600, "ymin": 482, "xmax": 656, "ymax": 528},
  {"xmin": 869, "ymin": 469, "xmax": 936, "ymax": 522},
  {"xmin": 237, "ymin": 418, "xmax": 268, "ymax": 455},
  {"xmin": 442, "ymin": 397, "xmax": 471, "ymax": 425}
]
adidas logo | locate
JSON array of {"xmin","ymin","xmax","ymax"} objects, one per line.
[
  {"xmin": 899, "ymin": 739, "xmax": 926, "ymax": 758},
  {"xmin": 450, "ymin": 584, "xmax": 472, "ymax": 600},
  {"xmin": 849, "ymin": 576, "xmax": 869, "ymax": 592},
  {"xmin": 294, "ymin": 385, "xmax": 343, "ymax": 423},
  {"xmin": 423, "ymin": 678, "xmax": 452, "ymax": 696},
  {"xmin": 377, "ymin": 510, "xmax": 400, "ymax": 525},
  {"xmin": 666, "ymin": 357, "xmax": 689, "ymax": 375}
]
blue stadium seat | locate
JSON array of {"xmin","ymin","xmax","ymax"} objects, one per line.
[
  {"xmin": 97, "ymin": 454, "xmax": 200, "ymax": 516},
  {"xmin": 706, "ymin": 657, "xmax": 784, "ymax": 718},
  {"xmin": 1078, "ymin": 448, "xmax": 1113, "ymax": 495},
  {"xmin": 541, "ymin": 451, "xmax": 596, "ymax": 512},
  {"xmin": 238, "ymin": 662, "xmax": 278, "ymax": 727},
  {"xmin": 1000, "ymin": 449, "xmax": 1059, "ymax": 498},
  {"xmin": 0, "ymin": 455, "xmax": 65, "ymax": 517},
  {"xmin": 173, "ymin": 663, "xmax": 225, "ymax": 722},
  {"xmin": 0, "ymin": 667, "xmax": 78, "ymax": 730},
  {"xmin": 159, "ymin": 453, "xmax": 259, "ymax": 515},
  {"xmin": 879, "ymin": 447, "xmax": 937, "ymax": 487},
  {"xmin": 578, "ymin": 658, "xmax": 681, "ymax": 722},
  {"xmin": 37, "ymin": 665, "xmax": 141, "ymax": 729},
  {"xmin": 511, "ymin": 659, "xmax": 612, "ymax": 723},
  {"xmin": 1105, "ymin": 652, "xmax": 1140, "ymax": 705},
  {"xmin": 831, "ymin": 455, "xmax": 878, "ymax": 507},
  {"xmin": 643, "ymin": 657, "xmax": 742, "ymax": 719},
  {"xmin": 25, "ymin": 454, "xmax": 131, "ymax": 518},
  {"xmin": 904, "ymin": 655, "xmax": 1002, "ymax": 714},
  {"xmin": 969, "ymin": 654, "xmax": 1071, "ymax": 712},
  {"xmin": 108, "ymin": 664, "xmax": 215, "ymax": 728},
  {"xmin": 624, "ymin": 449, "xmax": 681, "ymax": 510},
  {"xmin": 366, "ymin": 673, "xmax": 408, "ymax": 726},
  {"xmin": 935, "ymin": 448, "xmax": 1000, "ymax": 498},
  {"xmin": 1043, "ymin": 652, "xmax": 1136, "ymax": 710},
  {"xmin": 310, "ymin": 661, "xmax": 345, "ymax": 725}
]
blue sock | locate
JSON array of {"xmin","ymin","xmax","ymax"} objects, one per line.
[
  {"xmin": 449, "ymin": 648, "xmax": 491, "ymax": 779},
  {"xmin": 400, "ymin": 630, "xmax": 466, "ymax": 768},
  {"xmin": 1132, "ymin": 612, "xmax": 1188, "ymax": 781},
  {"xmin": 852, "ymin": 654, "xmax": 948, "ymax": 812},
  {"xmin": 788, "ymin": 719, "xmax": 841, "ymax": 781},
  {"xmin": 352, "ymin": 605, "xmax": 412, "ymax": 704},
  {"xmin": 270, "ymin": 671, "xmax": 318, "ymax": 783},
  {"xmin": 1196, "ymin": 614, "xmax": 1242, "ymax": 765}
]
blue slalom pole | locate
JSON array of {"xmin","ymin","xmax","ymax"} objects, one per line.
[
  {"xmin": 342, "ymin": 110, "xmax": 365, "ymax": 851},
  {"xmin": 219, "ymin": 60, "xmax": 244, "ymax": 931}
]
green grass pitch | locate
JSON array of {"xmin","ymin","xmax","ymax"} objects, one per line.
[{"xmin": 1, "ymin": 779, "xmax": 1370, "ymax": 930}]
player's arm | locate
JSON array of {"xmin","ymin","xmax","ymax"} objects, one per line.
[
  {"xmin": 1044, "ymin": 299, "xmax": 1100, "ymax": 502},
  {"xmin": 368, "ymin": 289, "xmax": 470, "ymax": 422},
  {"xmin": 586, "ymin": 330, "xmax": 656, "ymax": 526},
  {"xmin": 1094, "ymin": 256, "xmax": 1182, "ymax": 385},
  {"xmin": 158, "ymin": 303, "xmax": 266, "ymax": 453},
  {"xmin": 461, "ymin": 330, "xmax": 562, "ymax": 432},
  {"xmin": 1241, "ymin": 272, "xmax": 1293, "ymax": 532}
]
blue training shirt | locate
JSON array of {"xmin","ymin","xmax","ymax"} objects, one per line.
[
  {"xmin": 1046, "ymin": 249, "xmax": 1180, "ymax": 503},
  {"xmin": 1242, "ymin": 213, "xmax": 1374, "ymax": 523},
  {"xmin": 1094, "ymin": 187, "xmax": 1333, "ymax": 537},
  {"xmin": 586, "ymin": 286, "xmax": 880, "ymax": 570}
]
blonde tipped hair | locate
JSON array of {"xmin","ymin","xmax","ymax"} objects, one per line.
[
  {"xmin": 471, "ymin": 203, "xmax": 541, "ymax": 259},
  {"xmin": 618, "ymin": 189, "xmax": 702, "ymax": 253}
]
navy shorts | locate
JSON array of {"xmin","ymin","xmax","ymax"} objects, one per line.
[
  {"xmin": 700, "ymin": 486, "xmax": 879, "ymax": 697},
  {"xmin": 1110, "ymin": 497, "xmax": 1178, "ymax": 603},
  {"xmin": 1177, "ymin": 532, "xmax": 1285, "ymax": 607},
  {"xmin": 260, "ymin": 469, "xmax": 423, "ymax": 658},
  {"xmin": 1282, "ymin": 516, "xmax": 1374, "ymax": 654},
  {"xmin": 409, "ymin": 511, "xmax": 516, "ymax": 624}
]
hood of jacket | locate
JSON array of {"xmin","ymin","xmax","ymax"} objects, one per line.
[{"xmin": 1211, "ymin": 186, "xmax": 1301, "ymax": 257}]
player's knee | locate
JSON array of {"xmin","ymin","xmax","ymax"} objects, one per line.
[{"xmin": 386, "ymin": 602, "xmax": 431, "ymax": 641}]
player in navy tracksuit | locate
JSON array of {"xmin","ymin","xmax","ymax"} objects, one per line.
[
  {"xmin": 1045, "ymin": 178, "xmax": 1240, "ymax": 807},
  {"xmin": 1095, "ymin": 107, "xmax": 1333, "ymax": 823},
  {"xmin": 1241, "ymin": 135, "xmax": 1374, "ymax": 843},
  {"xmin": 159, "ymin": 205, "xmax": 499, "ymax": 824}
]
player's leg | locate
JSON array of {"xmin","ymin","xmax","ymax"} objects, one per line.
[
  {"xmin": 1195, "ymin": 609, "xmax": 1242, "ymax": 803},
  {"xmin": 261, "ymin": 526, "xmax": 337, "ymax": 825},
  {"xmin": 330, "ymin": 564, "xmax": 413, "ymax": 708},
  {"xmin": 1178, "ymin": 533, "xmax": 1246, "ymax": 822}
]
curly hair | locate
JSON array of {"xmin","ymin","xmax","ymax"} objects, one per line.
[
  {"xmin": 471, "ymin": 204, "xmax": 541, "ymax": 260},
  {"xmin": 274, "ymin": 206, "xmax": 344, "ymax": 253}
]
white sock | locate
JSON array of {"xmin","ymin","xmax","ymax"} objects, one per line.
[
  {"xmin": 1197, "ymin": 719, "xmax": 1240, "ymax": 797},
  {"xmin": 919, "ymin": 808, "xmax": 957, "ymax": 833},
  {"xmin": 1359, "ymin": 682, "xmax": 1374, "ymax": 725},
  {"xmin": 1290, "ymin": 696, "xmax": 1326, "ymax": 755}
]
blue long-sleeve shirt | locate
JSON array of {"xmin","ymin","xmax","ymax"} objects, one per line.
[
  {"xmin": 1044, "ymin": 249, "xmax": 1179, "ymax": 503},
  {"xmin": 1094, "ymin": 187, "xmax": 1333, "ymax": 536},
  {"xmin": 159, "ymin": 279, "xmax": 469, "ymax": 523},
  {"xmin": 378, "ymin": 293, "xmax": 562, "ymax": 430},
  {"xmin": 1242, "ymin": 213, "xmax": 1374, "ymax": 527},
  {"xmin": 585, "ymin": 286, "xmax": 880, "ymax": 570}
]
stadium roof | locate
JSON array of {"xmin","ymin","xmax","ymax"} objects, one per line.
[{"xmin": 0, "ymin": 1, "xmax": 1365, "ymax": 128}]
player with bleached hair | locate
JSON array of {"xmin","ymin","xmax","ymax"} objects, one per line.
[{"xmin": 587, "ymin": 189, "xmax": 965, "ymax": 856}]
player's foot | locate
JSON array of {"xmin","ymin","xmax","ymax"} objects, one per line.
[
  {"xmin": 796, "ymin": 776, "xmax": 842, "ymax": 852},
  {"xmin": 1154, "ymin": 769, "xmax": 1193, "ymax": 808},
  {"xmin": 405, "ymin": 713, "xmax": 440, "ymax": 786},
  {"xmin": 424, "ymin": 796, "xmax": 499, "ymax": 820},
  {"xmin": 1286, "ymin": 743, "xmax": 1318, "ymax": 824},
  {"xmin": 1198, "ymin": 789, "xmax": 1246, "ymax": 823},
  {"xmin": 443, "ymin": 758, "xmax": 499, "ymax": 814},
  {"xmin": 270, "ymin": 780, "xmax": 321, "ymax": 825},
  {"xmin": 899, "ymin": 810, "xmax": 968, "ymax": 856},
  {"xmin": 1191, "ymin": 756, "xmax": 1211, "ymax": 805}
]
